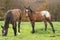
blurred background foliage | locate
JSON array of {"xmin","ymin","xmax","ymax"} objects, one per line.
[{"xmin": 0, "ymin": 0, "xmax": 60, "ymax": 21}]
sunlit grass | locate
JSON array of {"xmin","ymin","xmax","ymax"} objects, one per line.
[{"xmin": 0, "ymin": 21, "xmax": 60, "ymax": 40}]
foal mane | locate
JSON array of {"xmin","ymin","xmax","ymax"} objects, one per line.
[{"xmin": 28, "ymin": 8, "xmax": 35, "ymax": 14}]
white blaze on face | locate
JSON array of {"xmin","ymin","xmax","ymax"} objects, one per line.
[
  {"xmin": 3, "ymin": 30, "xmax": 6, "ymax": 35},
  {"xmin": 4, "ymin": 30, "xmax": 6, "ymax": 33},
  {"xmin": 26, "ymin": 9, "xmax": 29, "ymax": 12},
  {"xmin": 40, "ymin": 11, "xmax": 51, "ymax": 17},
  {"xmin": 26, "ymin": 9, "xmax": 29, "ymax": 17}
]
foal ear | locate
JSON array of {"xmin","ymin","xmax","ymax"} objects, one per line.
[{"xmin": 1, "ymin": 25, "xmax": 3, "ymax": 28}]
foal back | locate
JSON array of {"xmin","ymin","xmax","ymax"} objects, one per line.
[
  {"xmin": 5, "ymin": 9, "xmax": 22, "ymax": 24},
  {"xmin": 31, "ymin": 11, "xmax": 51, "ymax": 22},
  {"xmin": 32, "ymin": 13, "xmax": 45, "ymax": 21},
  {"xmin": 11, "ymin": 9, "xmax": 22, "ymax": 21}
]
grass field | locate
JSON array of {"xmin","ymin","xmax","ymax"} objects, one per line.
[{"xmin": 0, "ymin": 21, "xmax": 60, "ymax": 40}]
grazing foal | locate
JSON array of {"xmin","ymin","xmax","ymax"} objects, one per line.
[
  {"xmin": 25, "ymin": 7, "xmax": 55, "ymax": 34},
  {"xmin": 1, "ymin": 9, "xmax": 22, "ymax": 36}
]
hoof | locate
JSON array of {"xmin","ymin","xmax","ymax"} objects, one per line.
[
  {"xmin": 14, "ymin": 35, "xmax": 16, "ymax": 36},
  {"xmin": 45, "ymin": 29, "xmax": 47, "ymax": 31},
  {"xmin": 50, "ymin": 33, "xmax": 55, "ymax": 37},
  {"xmin": 31, "ymin": 31, "xmax": 35, "ymax": 33},
  {"xmin": 14, "ymin": 34, "xmax": 17, "ymax": 36}
]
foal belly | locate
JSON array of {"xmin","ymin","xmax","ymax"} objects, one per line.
[
  {"xmin": 36, "ymin": 19, "xmax": 43, "ymax": 22},
  {"xmin": 35, "ymin": 17, "xmax": 44, "ymax": 22}
]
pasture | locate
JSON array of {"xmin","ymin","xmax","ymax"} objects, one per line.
[{"xmin": 0, "ymin": 21, "xmax": 60, "ymax": 40}]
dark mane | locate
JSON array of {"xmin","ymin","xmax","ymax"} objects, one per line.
[
  {"xmin": 29, "ymin": 8, "xmax": 34, "ymax": 13},
  {"xmin": 29, "ymin": 8, "xmax": 35, "ymax": 14},
  {"xmin": 26, "ymin": 7, "xmax": 34, "ymax": 13}
]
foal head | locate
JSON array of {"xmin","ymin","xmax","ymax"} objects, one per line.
[
  {"xmin": 1, "ymin": 25, "xmax": 8, "ymax": 36},
  {"xmin": 25, "ymin": 7, "xmax": 33, "ymax": 17}
]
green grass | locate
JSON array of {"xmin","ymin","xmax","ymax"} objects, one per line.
[{"xmin": 0, "ymin": 21, "xmax": 60, "ymax": 40}]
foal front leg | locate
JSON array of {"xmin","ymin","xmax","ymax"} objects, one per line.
[{"xmin": 31, "ymin": 21, "xmax": 35, "ymax": 33}]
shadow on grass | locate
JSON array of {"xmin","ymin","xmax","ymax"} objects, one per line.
[
  {"xmin": 35, "ymin": 28, "xmax": 60, "ymax": 37},
  {"xmin": 35, "ymin": 28, "xmax": 53, "ymax": 34},
  {"xmin": 49, "ymin": 34, "xmax": 60, "ymax": 37},
  {"xmin": 56, "ymin": 34, "xmax": 60, "ymax": 37}
]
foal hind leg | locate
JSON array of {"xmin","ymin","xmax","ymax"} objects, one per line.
[
  {"xmin": 18, "ymin": 20, "xmax": 21, "ymax": 35},
  {"xmin": 48, "ymin": 21, "xmax": 55, "ymax": 34},
  {"xmin": 13, "ymin": 22, "xmax": 17, "ymax": 36},
  {"xmin": 44, "ymin": 21, "xmax": 47, "ymax": 31}
]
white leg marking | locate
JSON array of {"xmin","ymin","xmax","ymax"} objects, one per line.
[{"xmin": 18, "ymin": 32, "xmax": 21, "ymax": 35}]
